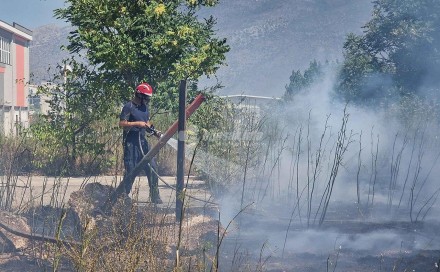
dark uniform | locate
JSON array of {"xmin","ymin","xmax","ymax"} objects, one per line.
[{"xmin": 116, "ymin": 100, "xmax": 161, "ymax": 203}]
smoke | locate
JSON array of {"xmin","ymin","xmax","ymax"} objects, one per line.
[
  {"xmin": 192, "ymin": 2, "xmax": 440, "ymax": 268},
  {"xmin": 202, "ymin": 62, "xmax": 440, "ymax": 268},
  {"xmin": 281, "ymin": 228, "xmax": 439, "ymax": 253}
]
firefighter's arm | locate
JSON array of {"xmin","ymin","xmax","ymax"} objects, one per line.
[{"xmin": 119, "ymin": 120, "xmax": 151, "ymax": 129}]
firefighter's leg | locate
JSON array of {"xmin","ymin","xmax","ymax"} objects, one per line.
[
  {"xmin": 104, "ymin": 140, "xmax": 140, "ymax": 214},
  {"xmin": 115, "ymin": 141, "xmax": 137, "ymax": 196}
]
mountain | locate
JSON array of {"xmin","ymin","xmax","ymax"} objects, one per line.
[
  {"xmin": 30, "ymin": 0, "xmax": 373, "ymax": 96},
  {"xmin": 30, "ymin": 24, "xmax": 71, "ymax": 84},
  {"xmin": 198, "ymin": 0, "xmax": 373, "ymax": 96}
]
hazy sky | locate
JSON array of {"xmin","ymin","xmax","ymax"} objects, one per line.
[{"xmin": 0, "ymin": 0, "xmax": 66, "ymax": 30}]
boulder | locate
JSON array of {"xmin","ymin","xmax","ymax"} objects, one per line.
[{"xmin": 0, "ymin": 211, "xmax": 31, "ymax": 252}]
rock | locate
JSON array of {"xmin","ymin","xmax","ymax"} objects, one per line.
[
  {"xmin": 67, "ymin": 182, "xmax": 117, "ymax": 233},
  {"xmin": 0, "ymin": 211, "xmax": 31, "ymax": 252},
  {"xmin": 68, "ymin": 182, "xmax": 114, "ymax": 222},
  {"xmin": 0, "ymin": 232, "xmax": 15, "ymax": 253}
]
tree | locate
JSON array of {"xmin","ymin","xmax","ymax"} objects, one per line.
[
  {"xmin": 31, "ymin": 58, "xmax": 116, "ymax": 175},
  {"xmin": 338, "ymin": 0, "xmax": 440, "ymax": 101},
  {"xmin": 28, "ymin": 0, "xmax": 229, "ymax": 174},
  {"xmin": 337, "ymin": 34, "xmax": 386, "ymax": 102},
  {"xmin": 54, "ymin": 0, "xmax": 229, "ymax": 107},
  {"xmin": 285, "ymin": 70, "xmax": 306, "ymax": 98},
  {"xmin": 284, "ymin": 60, "xmax": 324, "ymax": 99}
]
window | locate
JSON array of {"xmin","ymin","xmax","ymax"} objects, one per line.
[{"xmin": 0, "ymin": 36, "xmax": 11, "ymax": 65}]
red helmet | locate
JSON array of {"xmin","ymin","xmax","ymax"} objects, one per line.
[{"xmin": 136, "ymin": 83, "xmax": 153, "ymax": 97}]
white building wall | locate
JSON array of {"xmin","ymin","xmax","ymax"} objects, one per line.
[{"xmin": 0, "ymin": 21, "xmax": 32, "ymax": 137}]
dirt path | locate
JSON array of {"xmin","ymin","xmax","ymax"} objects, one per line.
[{"xmin": 1, "ymin": 175, "xmax": 214, "ymax": 210}]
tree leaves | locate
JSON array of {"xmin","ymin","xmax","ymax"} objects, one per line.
[
  {"xmin": 284, "ymin": 60, "xmax": 325, "ymax": 99},
  {"xmin": 338, "ymin": 0, "xmax": 440, "ymax": 102},
  {"xmin": 54, "ymin": 0, "xmax": 229, "ymax": 102}
]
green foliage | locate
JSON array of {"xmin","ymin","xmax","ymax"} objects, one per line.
[
  {"xmin": 285, "ymin": 70, "xmax": 305, "ymax": 97},
  {"xmin": 0, "ymin": 134, "xmax": 33, "ymax": 176},
  {"xmin": 284, "ymin": 60, "xmax": 324, "ymax": 99},
  {"xmin": 54, "ymin": 0, "xmax": 229, "ymax": 107},
  {"xmin": 338, "ymin": 0, "xmax": 440, "ymax": 102},
  {"xmin": 188, "ymin": 96, "xmax": 264, "ymax": 192},
  {"xmin": 29, "ymin": 58, "xmax": 120, "ymax": 175},
  {"xmin": 190, "ymin": 94, "xmax": 233, "ymax": 141},
  {"xmin": 151, "ymin": 80, "xmax": 200, "ymax": 116},
  {"xmin": 26, "ymin": 0, "xmax": 229, "ymax": 175},
  {"xmin": 337, "ymin": 34, "xmax": 386, "ymax": 102}
]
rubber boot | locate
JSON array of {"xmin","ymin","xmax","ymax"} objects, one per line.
[{"xmin": 150, "ymin": 186, "xmax": 163, "ymax": 204}]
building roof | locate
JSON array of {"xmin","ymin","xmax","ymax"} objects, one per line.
[
  {"xmin": 0, "ymin": 20, "xmax": 32, "ymax": 41},
  {"xmin": 221, "ymin": 94, "xmax": 281, "ymax": 101}
]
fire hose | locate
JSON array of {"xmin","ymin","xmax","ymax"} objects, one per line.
[
  {"xmin": 138, "ymin": 132, "xmax": 218, "ymax": 206},
  {"xmin": 149, "ymin": 166, "xmax": 218, "ymax": 206},
  {"xmin": 0, "ymin": 93, "xmax": 214, "ymax": 247},
  {"xmin": 140, "ymin": 109, "xmax": 219, "ymax": 206},
  {"xmin": 105, "ymin": 93, "xmax": 211, "ymax": 210},
  {"xmin": 119, "ymin": 93, "xmax": 206, "ymax": 186}
]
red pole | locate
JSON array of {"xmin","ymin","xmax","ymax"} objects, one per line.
[{"xmin": 119, "ymin": 93, "xmax": 206, "ymax": 188}]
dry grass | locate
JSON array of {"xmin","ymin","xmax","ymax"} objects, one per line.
[{"xmin": 0, "ymin": 178, "xmax": 225, "ymax": 272}]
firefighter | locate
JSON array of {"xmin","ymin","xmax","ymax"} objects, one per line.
[{"xmin": 115, "ymin": 82, "xmax": 163, "ymax": 204}]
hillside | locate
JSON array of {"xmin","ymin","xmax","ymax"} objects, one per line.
[
  {"xmin": 29, "ymin": 24, "xmax": 71, "ymax": 84},
  {"xmin": 30, "ymin": 0, "xmax": 373, "ymax": 96}
]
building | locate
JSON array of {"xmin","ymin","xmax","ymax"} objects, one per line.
[
  {"xmin": 221, "ymin": 94, "xmax": 281, "ymax": 117},
  {"xmin": 220, "ymin": 94, "xmax": 282, "ymax": 142},
  {"xmin": 28, "ymin": 83, "xmax": 52, "ymax": 117},
  {"xmin": 0, "ymin": 20, "xmax": 32, "ymax": 136}
]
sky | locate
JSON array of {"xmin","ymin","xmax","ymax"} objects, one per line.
[{"xmin": 0, "ymin": 0, "xmax": 66, "ymax": 30}]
